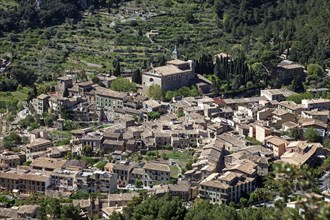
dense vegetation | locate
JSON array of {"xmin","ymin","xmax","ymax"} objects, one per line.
[
  {"xmin": 109, "ymin": 193, "xmax": 330, "ymax": 220},
  {"xmin": 0, "ymin": 0, "xmax": 328, "ymax": 104},
  {"xmin": 213, "ymin": 0, "xmax": 330, "ymax": 67},
  {"xmin": 0, "ymin": 0, "xmax": 330, "ymax": 79},
  {"xmin": 0, "ymin": 0, "xmax": 82, "ymax": 32},
  {"xmin": 110, "ymin": 77, "xmax": 137, "ymax": 92}
]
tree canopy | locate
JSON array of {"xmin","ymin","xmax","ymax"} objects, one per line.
[
  {"xmin": 110, "ymin": 77, "xmax": 137, "ymax": 92},
  {"xmin": 147, "ymin": 84, "xmax": 164, "ymax": 101},
  {"xmin": 109, "ymin": 193, "xmax": 330, "ymax": 220}
]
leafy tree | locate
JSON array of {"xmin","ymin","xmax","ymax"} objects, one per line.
[
  {"xmin": 135, "ymin": 179, "xmax": 143, "ymax": 188},
  {"xmin": 147, "ymin": 111, "xmax": 160, "ymax": 120},
  {"xmin": 70, "ymin": 190, "xmax": 90, "ymax": 200},
  {"xmin": 28, "ymin": 85, "xmax": 38, "ymax": 101},
  {"xmin": 288, "ymin": 128, "xmax": 299, "ymax": 140},
  {"xmin": 323, "ymin": 138, "xmax": 330, "ymax": 150},
  {"xmin": 82, "ymin": 145, "xmax": 93, "ymax": 156},
  {"xmin": 43, "ymin": 112, "xmax": 57, "ymax": 127},
  {"xmin": 111, "ymin": 77, "xmax": 137, "ymax": 92},
  {"xmin": 23, "ymin": 160, "xmax": 32, "ymax": 166},
  {"xmin": 304, "ymin": 127, "xmax": 322, "ymax": 143},
  {"xmin": 248, "ymin": 192, "xmax": 258, "ymax": 204},
  {"xmin": 9, "ymin": 66, "xmax": 37, "ymax": 87},
  {"xmin": 185, "ymin": 160, "xmax": 193, "ymax": 170},
  {"xmin": 37, "ymin": 201, "xmax": 47, "ymax": 220},
  {"xmin": 61, "ymin": 204, "xmax": 86, "ymax": 220},
  {"xmin": 19, "ymin": 115, "xmax": 36, "ymax": 129},
  {"xmin": 161, "ymin": 153, "xmax": 169, "ymax": 160},
  {"xmin": 0, "ymin": 196, "xmax": 10, "ymax": 207},
  {"xmin": 148, "ymin": 84, "xmax": 164, "ymax": 100},
  {"xmin": 109, "ymin": 212, "xmax": 125, "ymax": 220},
  {"xmin": 3, "ymin": 133, "xmax": 22, "ymax": 149},
  {"xmin": 96, "ymin": 161, "xmax": 107, "ymax": 170},
  {"xmin": 290, "ymin": 74, "xmax": 305, "ymax": 93},
  {"xmin": 0, "ymin": 77, "xmax": 18, "ymax": 92},
  {"xmin": 307, "ymin": 64, "xmax": 324, "ymax": 76},
  {"xmin": 130, "ymin": 195, "xmax": 186, "ymax": 220},
  {"xmin": 287, "ymin": 93, "xmax": 314, "ymax": 104},
  {"xmin": 185, "ymin": 10, "xmax": 196, "ymax": 23},
  {"xmin": 46, "ymin": 197, "xmax": 61, "ymax": 219},
  {"xmin": 165, "ymin": 86, "xmax": 200, "ymax": 100},
  {"xmin": 60, "ymin": 106, "xmax": 73, "ymax": 120}
]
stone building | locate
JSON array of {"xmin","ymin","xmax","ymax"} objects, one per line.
[{"xmin": 142, "ymin": 59, "xmax": 195, "ymax": 91}]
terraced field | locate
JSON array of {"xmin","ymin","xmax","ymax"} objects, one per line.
[{"xmin": 0, "ymin": 1, "xmax": 226, "ymax": 76}]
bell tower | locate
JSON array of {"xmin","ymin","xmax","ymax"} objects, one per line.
[{"xmin": 171, "ymin": 46, "xmax": 178, "ymax": 60}]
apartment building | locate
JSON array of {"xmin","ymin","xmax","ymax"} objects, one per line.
[
  {"xmin": 143, "ymin": 162, "xmax": 171, "ymax": 186},
  {"xmin": 0, "ymin": 170, "xmax": 50, "ymax": 194},
  {"xmin": 0, "ymin": 152, "xmax": 23, "ymax": 168},
  {"xmin": 171, "ymin": 130, "xmax": 199, "ymax": 148},
  {"xmin": 154, "ymin": 132, "xmax": 172, "ymax": 148},
  {"xmin": 81, "ymin": 132, "xmax": 103, "ymax": 151},
  {"xmin": 112, "ymin": 161, "xmax": 138, "ymax": 186},
  {"xmin": 49, "ymin": 169, "xmax": 77, "ymax": 192},
  {"xmin": 26, "ymin": 138, "xmax": 52, "ymax": 154},
  {"xmin": 199, "ymin": 172, "xmax": 255, "ymax": 203},
  {"xmin": 271, "ymin": 109, "xmax": 294, "ymax": 128},
  {"xmin": 32, "ymin": 94, "xmax": 50, "ymax": 115},
  {"xmin": 75, "ymin": 170, "xmax": 117, "ymax": 193},
  {"xmin": 278, "ymin": 101, "xmax": 304, "ymax": 115},
  {"xmin": 26, "ymin": 138, "xmax": 53, "ymax": 161},
  {"xmin": 301, "ymin": 110, "xmax": 329, "ymax": 124},
  {"xmin": 95, "ymin": 88, "xmax": 127, "ymax": 110},
  {"xmin": 301, "ymin": 99, "xmax": 330, "ymax": 111}
]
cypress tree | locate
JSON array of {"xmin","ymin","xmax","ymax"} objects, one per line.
[
  {"xmin": 63, "ymin": 87, "xmax": 69, "ymax": 97},
  {"xmin": 113, "ymin": 61, "xmax": 121, "ymax": 77},
  {"xmin": 132, "ymin": 69, "xmax": 142, "ymax": 84}
]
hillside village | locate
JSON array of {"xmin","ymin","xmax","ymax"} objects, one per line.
[
  {"xmin": 0, "ymin": 0, "xmax": 330, "ymax": 219},
  {"xmin": 0, "ymin": 50, "xmax": 330, "ymax": 219}
]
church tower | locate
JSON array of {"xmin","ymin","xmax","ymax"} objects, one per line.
[{"xmin": 171, "ymin": 46, "xmax": 178, "ymax": 60}]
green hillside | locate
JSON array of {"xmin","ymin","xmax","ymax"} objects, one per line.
[{"xmin": 0, "ymin": 0, "xmax": 329, "ymax": 85}]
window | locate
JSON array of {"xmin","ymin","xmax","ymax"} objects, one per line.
[{"xmin": 149, "ymin": 78, "xmax": 154, "ymax": 82}]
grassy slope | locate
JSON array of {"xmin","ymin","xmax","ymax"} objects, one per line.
[{"xmin": 0, "ymin": 0, "xmax": 225, "ymax": 76}]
